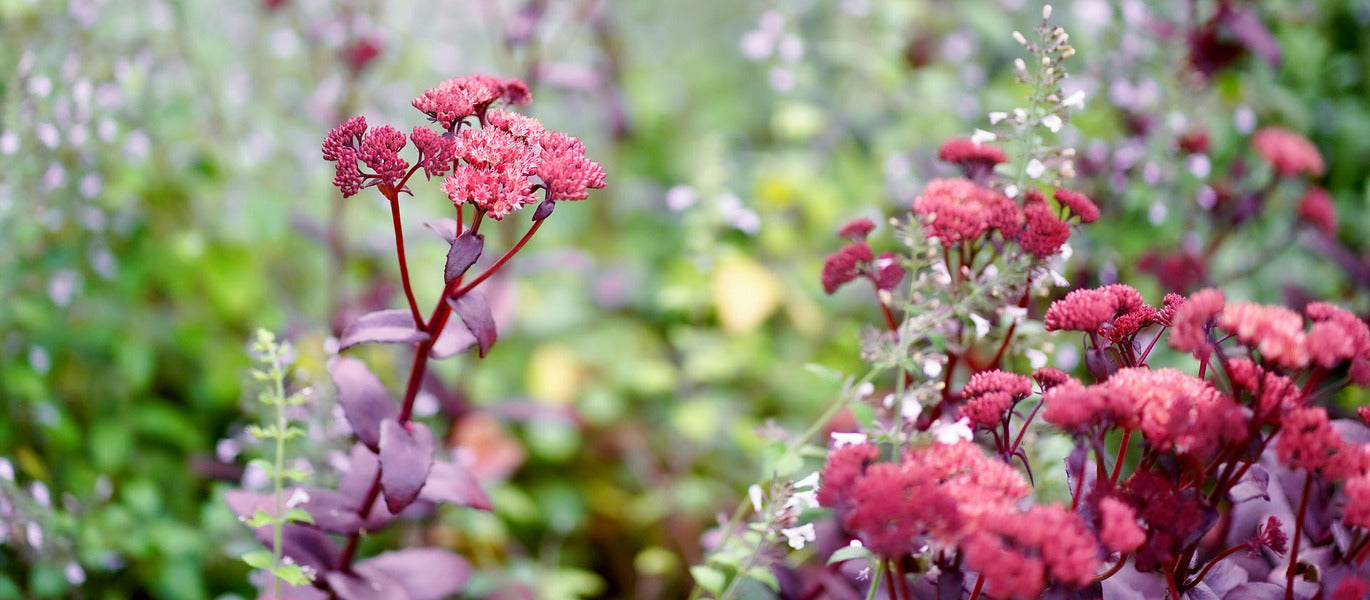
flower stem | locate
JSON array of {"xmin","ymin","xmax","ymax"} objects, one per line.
[
  {"xmin": 386, "ymin": 193, "xmax": 426, "ymax": 329},
  {"xmin": 1286, "ymin": 474, "xmax": 1314, "ymax": 600}
]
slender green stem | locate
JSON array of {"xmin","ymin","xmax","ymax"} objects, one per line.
[{"xmin": 270, "ymin": 345, "xmax": 285, "ymax": 600}]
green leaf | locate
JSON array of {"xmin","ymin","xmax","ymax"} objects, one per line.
[
  {"xmin": 245, "ymin": 424, "xmax": 272, "ymax": 440},
  {"xmin": 689, "ymin": 565, "xmax": 727, "ymax": 595},
  {"xmin": 281, "ymin": 468, "xmax": 310, "ymax": 482},
  {"xmin": 848, "ymin": 402, "xmax": 876, "ymax": 431},
  {"xmin": 282, "ymin": 425, "xmax": 307, "ymax": 440},
  {"xmin": 245, "ymin": 510, "xmax": 277, "ymax": 528},
  {"xmin": 271, "ymin": 563, "xmax": 313, "ymax": 586},
  {"xmin": 247, "ymin": 458, "xmax": 274, "ymax": 476},
  {"xmin": 283, "ymin": 507, "xmax": 313, "ymax": 524},
  {"xmin": 745, "ymin": 566, "xmax": 779, "ymax": 591},
  {"xmin": 827, "ymin": 544, "xmax": 872, "ymax": 565},
  {"xmin": 801, "ymin": 363, "xmax": 843, "ymax": 385},
  {"xmin": 242, "ymin": 550, "xmax": 274, "ymax": 569}
]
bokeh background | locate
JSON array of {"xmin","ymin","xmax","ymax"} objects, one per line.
[{"xmin": 2, "ymin": 0, "xmax": 1368, "ymax": 598}]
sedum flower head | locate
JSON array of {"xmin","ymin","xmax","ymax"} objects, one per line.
[{"xmin": 1252, "ymin": 126, "xmax": 1325, "ymax": 178}]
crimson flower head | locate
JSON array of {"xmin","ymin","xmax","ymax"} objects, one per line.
[
  {"xmin": 821, "ymin": 241, "xmax": 873, "ymax": 294},
  {"xmin": 1296, "ymin": 187, "xmax": 1337, "ymax": 235},
  {"xmin": 837, "ymin": 217, "xmax": 876, "ymax": 241},
  {"xmin": 1017, "ymin": 202, "xmax": 1071, "ymax": 259},
  {"xmin": 1107, "ymin": 367, "xmax": 1245, "ymax": 458},
  {"xmin": 1276, "ymin": 406, "xmax": 1345, "ymax": 473},
  {"xmin": 1053, "ymin": 188, "xmax": 1099, "ymax": 223},
  {"xmin": 536, "ymin": 131, "xmax": 607, "ymax": 201},
  {"xmin": 1097, "ymin": 497, "xmax": 1145, "ymax": 554},
  {"xmin": 357, "ymin": 125, "xmax": 409, "ymax": 190},
  {"xmin": 410, "ymin": 126, "xmax": 458, "ymax": 179},
  {"xmin": 1219, "ymin": 302, "xmax": 1309, "ymax": 369},
  {"xmin": 1343, "ymin": 476, "xmax": 1370, "ymax": 530},
  {"xmin": 486, "ymin": 109, "xmax": 546, "ymax": 142},
  {"xmin": 1247, "ymin": 516, "xmax": 1288, "ymax": 556},
  {"xmin": 937, "ymin": 137, "xmax": 1008, "ymax": 182},
  {"xmin": 322, "ymin": 116, "xmax": 368, "ymax": 197},
  {"xmin": 843, "ymin": 462, "xmax": 960, "ymax": 557},
  {"xmin": 442, "ymin": 127, "xmax": 539, "ymax": 220},
  {"xmin": 1043, "ymin": 284, "xmax": 1146, "ymax": 334},
  {"xmin": 413, "ymin": 75, "xmax": 531, "ymax": 131},
  {"xmin": 960, "ymin": 370, "xmax": 1034, "ymax": 428},
  {"xmin": 1304, "ymin": 302, "xmax": 1370, "ymax": 374},
  {"xmin": 1169, "ymin": 288, "xmax": 1225, "ymax": 356},
  {"xmin": 913, "ymin": 178, "xmax": 1023, "ymax": 245},
  {"xmin": 816, "ymin": 442, "xmax": 880, "ymax": 510},
  {"xmin": 1252, "ymin": 126, "xmax": 1325, "ymax": 178},
  {"xmin": 962, "ymin": 504, "xmax": 1101, "ymax": 598}
]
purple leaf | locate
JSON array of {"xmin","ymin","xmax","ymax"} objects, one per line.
[
  {"xmin": 449, "ymin": 291, "xmax": 496, "ymax": 358},
  {"xmin": 359, "ymin": 548, "xmax": 472, "ymax": 600},
  {"xmin": 224, "ymin": 490, "xmax": 272, "ymax": 523},
  {"xmin": 259, "ymin": 524, "xmax": 339, "ymax": 574},
  {"xmin": 338, "ymin": 444, "xmax": 380, "ymax": 499},
  {"xmin": 424, "ymin": 219, "xmax": 459, "ymax": 244},
  {"xmin": 1223, "ymin": 5, "xmax": 1280, "ymax": 67},
  {"xmin": 301, "ymin": 487, "xmax": 365, "ymax": 535},
  {"xmin": 420, "ymin": 460, "xmax": 492, "ymax": 510},
  {"xmin": 338, "ymin": 310, "xmax": 429, "ymax": 351},
  {"xmin": 444, "ymin": 232, "xmax": 484, "ymax": 284},
  {"xmin": 327, "ymin": 567, "xmax": 411, "ymax": 600},
  {"xmin": 378, "ymin": 420, "xmax": 435, "ymax": 513},
  {"xmin": 1229, "ymin": 465, "xmax": 1270, "ymax": 503},
  {"xmin": 429, "ymin": 314, "xmax": 477, "ymax": 359},
  {"xmin": 1222, "ymin": 583, "xmax": 1282, "ymax": 600},
  {"xmin": 329, "ymin": 357, "xmax": 398, "ymax": 452}
]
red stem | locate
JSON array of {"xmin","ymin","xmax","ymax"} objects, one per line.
[
  {"xmin": 967, "ymin": 573, "xmax": 985, "ymax": 600},
  {"xmin": 1110, "ymin": 428, "xmax": 1132, "ymax": 486},
  {"xmin": 387, "ymin": 194, "xmax": 426, "ymax": 329},
  {"xmin": 1286, "ymin": 474, "xmax": 1314, "ymax": 600},
  {"xmin": 334, "ymin": 212, "xmax": 543, "ymax": 576},
  {"xmin": 1184, "ymin": 543, "xmax": 1248, "ymax": 588}
]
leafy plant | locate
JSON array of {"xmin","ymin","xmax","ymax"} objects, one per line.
[{"xmin": 226, "ymin": 74, "xmax": 606, "ymax": 599}]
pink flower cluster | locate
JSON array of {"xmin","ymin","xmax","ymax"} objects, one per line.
[
  {"xmin": 1252, "ymin": 126, "xmax": 1325, "ymax": 178},
  {"xmin": 321, "ymin": 75, "xmax": 606, "ymax": 220},
  {"xmin": 819, "ymin": 441, "xmax": 1107, "ymax": 598},
  {"xmin": 820, "ymin": 220, "xmax": 905, "ymax": 295},
  {"xmin": 911, "ymin": 177, "xmax": 1096, "ymax": 260}
]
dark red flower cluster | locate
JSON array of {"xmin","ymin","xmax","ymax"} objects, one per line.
[
  {"xmin": 1252, "ymin": 126, "xmax": 1325, "ymax": 178},
  {"xmin": 820, "ymin": 236, "xmax": 904, "ymax": 296},
  {"xmin": 322, "ymin": 75, "xmax": 606, "ymax": 220},
  {"xmin": 959, "ymin": 370, "xmax": 1034, "ymax": 428},
  {"xmin": 1297, "ymin": 187, "xmax": 1337, "ymax": 235},
  {"xmin": 937, "ymin": 138, "xmax": 1009, "ymax": 182},
  {"xmin": 411, "ymin": 75, "xmax": 531, "ymax": 131},
  {"xmin": 1043, "ymin": 284, "xmax": 1157, "ymax": 343},
  {"xmin": 913, "ymin": 178, "xmax": 1023, "ymax": 245},
  {"xmin": 1120, "ymin": 471, "xmax": 1208, "ymax": 572}
]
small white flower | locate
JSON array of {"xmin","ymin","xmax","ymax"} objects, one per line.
[
  {"xmin": 1012, "ymin": 31, "xmax": 1027, "ymax": 45},
  {"xmin": 0, "ymin": 458, "xmax": 12, "ymax": 481},
  {"xmin": 64, "ymin": 562, "xmax": 85, "ymax": 586},
  {"xmin": 787, "ymin": 489, "xmax": 819, "ymax": 512},
  {"xmin": 1041, "ymin": 114, "xmax": 1063, "ymax": 132},
  {"xmin": 831, "ymin": 432, "xmax": 868, "ymax": 448},
  {"xmin": 286, "ymin": 488, "xmax": 311, "ymax": 509},
  {"xmin": 857, "ymin": 567, "xmax": 871, "ymax": 581},
  {"xmin": 1025, "ymin": 348, "xmax": 1049, "ymax": 370},
  {"xmin": 971, "ymin": 129, "xmax": 996, "ymax": 144},
  {"xmin": 930, "ymin": 417, "xmax": 973, "ymax": 444},
  {"xmin": 794, "ymin": 472, "xmax": 821, "ymax": 490},
  {"xmin": 854, "ymin": 382, "xmax": 875, "ymax": 399},
  {"xmin": 1004, "ymin": 184, "xmax": 1020, "ymax": 198},
  {"xmin": 27, "ymin": 522, "xmax": 43, "ymax": 549},
  {"xmin": 748, "ymin": 484, "xmax": 764, "ymax": 512},
  {"xmin": 901, "ymin": 397, "xmax": 923, "ymax": 422},
  {"xmin": 782, "ymin": 523, "xmax": 817, "ymax": 549},
  {"xmin": 988, "ymin": 112, "xmax": 1008, "ymax": 124},
  {"xmin": 31, "ymin": 482, "xmax": 50, "ymax": 507},
  {"xmin": 922, "ymin": 357, "xmax": 944, "ymax": 379},
  {"xmin": 1025, "ymin": 159, "xmax": 1046, "ymax": 179},
  {"xmin": 969, "ymin": 313, "xmax": 991, "ymax": 339},
  {"xmin": 1014, "ymin": 58, "xmax": 1028, "ymax": 73},
  {"xmin": 1013, "ymin": 108, "xmax": 1028, "ymax": 121},
  {"xmin": 999, "ymin": 306, "xmax": 1028, "ymax": 324},
  {"xmin": 1043, "ymin": 5, "xmax": 1053, "ymax": 19}
]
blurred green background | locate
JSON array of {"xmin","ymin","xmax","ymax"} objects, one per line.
[{"xmin": 2, "ymin": 0, "xmax": 1368, "ymax": 598}]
